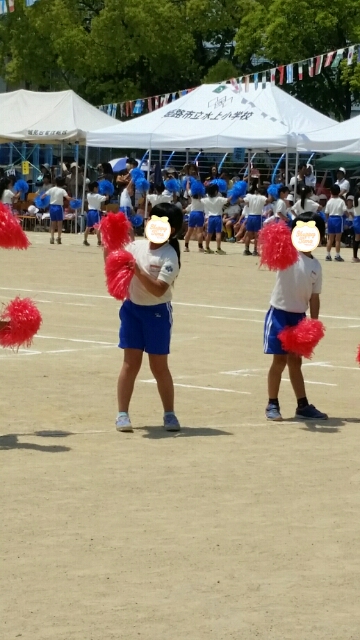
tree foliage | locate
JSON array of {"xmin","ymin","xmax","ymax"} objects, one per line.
[{"xmin": 0, "ymin": 0, "xmax": 360, "ymax": 118}]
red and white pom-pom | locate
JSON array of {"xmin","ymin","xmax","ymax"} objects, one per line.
[
  {"xmin": 105, "ymin": 249, "xmax": 135, "ymax": 300},
  {"xmin": 0, "ymin": 203, "xmax": 30, "ymax": 250},
  {"xmin": 99, "ymin": 213, "xmax": 131, "ymax": 252},
  {"xmin": 356, "ymin": 344, "xmax": 360, "ymax": 365},
  {"xmin": 0, "ymin": 297, "xmax": 42, "ymax": 349},
  {"xmin": 278, "ymin": 318, "xmax": 325, "ymax": 359},
  {"xmin": 258, "ymin": 220, "xmax": 298, "ymax": 271}
]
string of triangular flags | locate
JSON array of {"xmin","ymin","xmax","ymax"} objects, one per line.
[
  {"xmin": 99, "ymin": 43, "xmax": 360, "ymax": 119},
  {"xmin": 0, "ymin": 0, "xmax": 39, "ymax": 13}
]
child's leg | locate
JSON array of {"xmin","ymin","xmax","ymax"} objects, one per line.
[
  {"xmin": 205, "ymin": 232, "xmax": 212, "ymax": 249},
  {"xmin": 57, "ymin": 221, "xmax": 62, "ymax": 239},
  {"xmin": 148, "ymin": 354, "xmax": 174, "ymax": 413},
  {"xmin": 253, "ymin": 231, "xmax": 259, "ymax": 252},
  {"xmin": 353, "ymin": 233, "xmax": 360, "ymax": 260},
  {"xmin": 287, "ymin": 354, "xmax": 306, "ymax": 401},
  {"xmin": 96, "ymin": 230, "xmax": 102, "ymax": 245},
  {"xmin": 117, "ymin": 348, "xmax": 143, "ymax": 412},
  {"xmin": 50, "ymin": 221, "xmax": 56, "ymax": 241},
  {"xmin": 215, "ymin": 231, "xmax": 222, "ymax": 249},
  {"xmin": 326, "ymin": 233, "xmax": 334, "ymax": 254},
  {"xmin": 335, "ymin": 232, "xmax": 342, "ymax": 254},
  {"xmin": 196, "ymin": 226, "xmax": 204, "ymax": 250},
  {"xmin": 268, "ymin": 354, "xmax": 287, "ymax": 399},
  {"xmin": 84, "ymin": 227, "xmax": 90, "ymax": 242},
  {"xmin": 184, "ymin": 226, "xmax": 192, "ymax": 249},
  {"xmin": 225, "ymin": 220, "xmax": 233, "ymax": 238}
]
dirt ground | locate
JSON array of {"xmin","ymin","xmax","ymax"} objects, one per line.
[{"xmin": 1, "ymin": 231, "xmax": 360, "ymax": 640}]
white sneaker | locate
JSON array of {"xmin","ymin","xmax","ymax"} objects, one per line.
[{"xmin": 115, "ymin": 413, "xmax": 133, "ymax": 432}]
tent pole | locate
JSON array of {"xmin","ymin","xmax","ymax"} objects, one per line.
[
  {"xmin": 247, "ymin": 149, "xmax": 251, "ymax": 184},
  {"xmin": 75, "ymin": 141, "xmax": 79, "ymax": 198},
  {"xmin": 159, "ymin": 150, "xmax": 163, "ymax": 168},
  {"xmin": 144, "ymin": 149, "xmax": 152, "ymax": 222},
  {"xmin": 80, "ymin": 145, "xmax": 88, "ymax": 235},
  {"xmin": 293, "ymin": 151, "xmax": 299, "ymax": 199},
  {"xmin": 285, "ymin": 149, "xmax": 289, "ymax": 187},
  {"xmin": 60, "ymin": 142, "xmax": 64, "ymax": 177}
]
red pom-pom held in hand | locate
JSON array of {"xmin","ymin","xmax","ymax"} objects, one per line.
[
  {"xmin": 258, "ymin": 220, "xmax": 298, "ymax": 271},
  {"xmin": 105, "ymin": 250, "xmax": 135, "ymax": 300},
  {"xmin": 0, "ymin": 203, "xmax": 30, "ymax": 250},
  {"xmin": 356, "ymin": 345, "xmax": 360, "ymax": 365},
  {"xmin": 279, "ymin": 318, "xmax": 325, "ymax": 359},
  {"xmin": 100, "ymin": 212, "xmax": 132, "ymax": 252},
  {"xmin": 0, "ymin": 297, "xmax": 42, "ymax": 349}
]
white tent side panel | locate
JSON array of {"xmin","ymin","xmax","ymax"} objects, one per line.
[{"xmin": 297, "ymin": 114, "xmax": 360, "ymax": 153}]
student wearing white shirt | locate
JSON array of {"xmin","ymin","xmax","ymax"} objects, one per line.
[
  {"xmin": 183, "ymin": 194, "xmax": 205, "ymax": 252},
  {"xmin": 146, "ymin": 184, "xmax": 173, "ymax": 216},
  {"xmin": 264, "ymin": 213, "xmax": 328, "ymax": 422},
  {"xmin": 120, "ymin": 182, "xmax": 134, "ymax": 218},
  {"xmin": 325, "ymin": 184, "xmax": 347, "ymax": 262},
  {"xmin": 45, "ymin": 177, "xmax": 71, "ymax": 245},
  {"xmin": 201, "ymin": 184, "xmax": 229, "ymax": 254},
  {"xmin": 83, "ymin": 181, "xmax": 107, "ymax": 247},
  {"xmin": 114, "ymin": 203, "xmax": 183, "ymax": 433},
  {"xmin": 0, "ymin": 177, "xmax": 17, "ymax": 208},
  {"xmin": 304, "ymin": 164, "xmax": 317, "ymax": 189},
  {"xmin": 264, "ymin": 186, "xmax": 290, "ymax": 226},
  {"xmin": 352, "ymin": 190, "xmax": 360, "ymax": 263},
  {"xmin": 335, "ymin": 168, "xmax": 350, "ymax": 197},
  {"xmin": 291, "ymin": 186, "xmax": 320, "ymax": 218},
  {"xmin": 243, "ymin": 187, "xmax": 268, "ymax": 256}
]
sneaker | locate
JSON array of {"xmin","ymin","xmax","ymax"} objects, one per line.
[
  {"xmin": 252, "ymin": 250, "xmax": 259, "ymax": 256},
  {"xmin": 265, "ymin": 403, "xmax": 283, "ymax": 421},
  {"xmin": 83, "ymin": 240, "xmax": 90, "ymax": 246},
  {"xmin": 226, "ymin": 237, "xmax": 236, "ymax": 243},
  {"xmin": 97, "ymin": 241, "xmax": 102, "ymax": 247},
  {"xmin": 50, "ymin": 238, "xmax": 55, "ymax": 245},
  {"xmin": 204, "ymin": 248, "xmax": 214, "ymax": 254},
  {"xmin": 352, "ymin": 257, "xmax": 360, "ymax": 263},
  {"xmin": 115, "ymin": 413, "xmax": 133, "ymax": 432},
  {"xmin": 325, "ymin": 255, "xmax": 332, "ymax": 261},
  {"xmin": 198, "ymin": 247, "xmax": 204, "ymax": 253},
  {"xmin": 295, "ymin": 404, "xmax": 328, "ymax": 420},
  {"xmin": 184, "ymin": 247, "xmax": 190, "ymax": 252},
  {"xmin": 243, "ymin": 249, "xmax": 251, "ymax": 256},
  {"xmin": 334, "ymin": 255, "xmax": 344, "ymax": 262},
  {"xmin": 216, "ymin": 248, "xmax": 226, "ymax": 255},
  {"xmin": 56, "ymin": 238, "xmax": 62, "ymax": 245},
  {"xmin": 163, "ymin": 413, "xmax": 181, "ymax": 432}
]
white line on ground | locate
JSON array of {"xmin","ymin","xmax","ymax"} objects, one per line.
[
  {"xmin": 208, "ymin": 316, "xmax": 264, "ymax": 323},
  {"xmin": 140, "ymin": 380, "xmax": 251, "ymax": 394},
  {"xmin": 283, "ymin": 378, "xmax": 337, "ymax": 387},
  {"xmin": 36, "ymin": 335, "xmax": 115, "ymax": 345}
]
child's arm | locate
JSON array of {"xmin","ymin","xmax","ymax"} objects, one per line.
[
  {"xmin": 309, "ymin": 293, "xmax": 320, "ymax": 320},
  {"xmin": 0, "ymin": 320, "xmax": 10, "ymax": 331},
  {"xmin": 134, "ymin": 263, "xmax": 169, "ymax": 298}
]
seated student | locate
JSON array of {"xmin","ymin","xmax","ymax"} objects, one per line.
[
  {"xmin": 83, "ymin": 181, "xmax": 107, "ymax": 247},
  {"xmin": 147, "ymin": 183, "xmax": 173, "ymax": 213},
  {"xmin": 234, "ymin": 204, "xmax": 249, "ymax": 243},
  {"xmin": 223, "ymin": 202, "xmax": 241, "ymax": 242}
]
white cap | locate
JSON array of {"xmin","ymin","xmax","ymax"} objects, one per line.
[
  {"xmin": 28, "ymin": 205, "xmax": 39, "ymax": 215},
  {"xmin": 338, "ymin": 167, "xmax": 346, "ymax": 175},
  {"xmin": 70, "ymin": 162, "xmax": 78, "ymax": 169},
  {"xmin": 286, "ymin": 193, "xmax": 294, "ymax": 202},
  {"xmin": 311, "ymin": 195, "xmax": 319, "ymax": 202},
  {"xmin": 347, "ymin": 194, "xmax": 354, "ymax": 200}
]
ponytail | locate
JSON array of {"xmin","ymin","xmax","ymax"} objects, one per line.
[
  {"xmin": 300, "ymin": 186, "xmax": 311, "ymax": 210},
  {"xmin": 169, "ymin": 237, "xmax": 181, "ymax": 269}
]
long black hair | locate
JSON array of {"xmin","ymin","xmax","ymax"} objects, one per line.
[
  {"xmin": 150, "ymin": 203, "xmax": 183, "ymax": 269},
  {"xmin": 0, "ymin": 177, "xmax": 10, "ymax": 200},
  {"xmin": 291, "ymin": 212, "xmax": 326, "ymax": 241},
  {"xmin": 300, "ymin": 186, "xmax": 312, "ymax": 210}
]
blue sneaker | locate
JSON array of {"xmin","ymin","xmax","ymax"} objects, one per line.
[
  {"xmin": 265, "ymin": 403, "xmax": 283, "ymax": 421},
  {"xmin": 163, "ymin": 413, "xmax": 181, "ymax": 432},
  {"xmin": 115, "ymin": 413, "xmax": 133, "ymax": 432},
  {"xmin": 295, "ymin": 404, "xmax": 328, "ymax": 420}
]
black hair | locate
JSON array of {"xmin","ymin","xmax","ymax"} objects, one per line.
[
  {"xmin": 257, "ymin": 186, "xmax": 266, "ymax": 196},
  {"xmin": 355, "ymin": 189, "xmax": 360, "ymax": 208},
  {"xmin": 101, "ymin": 162, "xmax": 113, "ymax": 175},
  {"xmin": 291, "ymin": 212, "xmax": 326, "ymax": 241},
  {"xmin": 89, "ymin": 181, "xmax": 99, "ymax": 193},
  {"xmin": 279, "ymin": 186, "xmax": 289, "ymax": 197},
  {"xmin": 0, "ymin": 177, "xmax": 10, "ymax": 199},
  {"xmin": 43, "ymin": 173, "xmax": 51, "ymax": 181},
  {"xmin": 129, "ymin": 158, "xmax": 138, "ymax": 168},
  {"xmin": 206, "ymin": 184, "xmax": 219, "ymax": 198},
  {"xmin": 55, "ymin": 176, "xmax": 66, "ymax": 187},
  {"xmin": 154, "ymin": 182, "xmax": 165, "ymax": 194},
  {"xmin": 330, "ymin": 183, "xmax": 341, "ymax": 197},
  {"xmin": 299, "ymin": 163, "xmax": 307, "ymax": 170},
  {"xmin": 150, "ymin": 203, "xmax": 183, "ymax": 269},
  {"xmin": 300, "ymin": 185, "xmax": 312, "ymax": 210}
]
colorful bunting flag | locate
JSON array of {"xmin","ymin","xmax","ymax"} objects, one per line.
[
  {"xmin": 286, "ymin": 64, "xmax": 293, "ymax": 84},
  {"xmin": 261, "ymin": 72, "xmax": 267, "ymax": 88},
  {"xmin": 325, "ymin": 51, "xmax": 334, "ymax": 67},
  {"xmin": 332, "ymin": 49, "xmax": 344, "ymax": 68},
  {"xmin": 315, "ymin": 55, "xmax": 323, "ymax": 75},
  {"xmin": 298, "ymin": 62, "xmax": 303, "ymax": 81},
  {"xmin": 26, "ymin": 0, "xmax": 39, "ymax": 5},
  {"xmin": 278, "ymin": 66, "xmax": 285, "ymax": 85},
  {"xmin": 348, "ymin": 45, "xmax": 355, "ymax": 65},
  {"xmin": 254, "ymin": 73, "xmax": 259, "ymax": 90},
  {"xmin": 308, "ymin": 58, "xmax": 314, "ymax": 77},
  {"xmin": 244, "ymin": 76, "xmax": 249, "ymax": 92},
  {"xmin": 270, "ymin": 69, "xmax": 276, "ymax": 86},
  {"xmin": 147, "ymin": 97, "xmax": 153, "ymax": 112}
]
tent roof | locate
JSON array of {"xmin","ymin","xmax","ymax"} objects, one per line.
[
  {"xmin": 86, "ymin": 82, "xmax": 335, "ymax": 151},
  {"xmin": 0, "ymin": 89, "xmax": 118, "ymax": 143},
  {"xmin": 298, "ymin": 114, "xmax": 360, "ymax": 154},
  {"xmin": 314, "ymin": 153, "xmax": 360, "ymax": 170}
]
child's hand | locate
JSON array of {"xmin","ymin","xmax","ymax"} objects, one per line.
[{"xmin": 0, "ymin": 320, "xmax": 10, "ymax": 332}]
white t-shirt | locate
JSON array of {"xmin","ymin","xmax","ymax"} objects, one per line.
[
  {"xmin": 242, "ymin": 205, "xmax": 249, "ymax": 219},
  {"xmin": 335, "ymin": 178, "xmax": 350, "ymax": 194},
  {"xmin": 354, "ymin": 204, "xmax": 360, "ymax": 217},
  {"xmin": 305, "ymin": 174, "xmax": 316, "ymax": 188},
  {"xmin": 120, "ymin": 189, "xmax": 133, "ymax": 211},
  {"xmin": 185, "ymin": 199, "xmax": 205, "ymax": 213},
  {"xmin": 270, "ymin": 253, "xmax": 322, "ymax": 313},
  {"xmin": 244, "ymin": 193, "xmax": 267, "ymax": 215},
  {"xmin": 1, "ymin": 189, "xmax": 14, "ymax": 204},
  {"xmin": 225, "ymin": 204, "xmax": 240, "ymax": 217},
  {"xmin": 274, "ymin": 199, "xmax": 287, "ymax": 219},
  {"xmin": 87, "ymin": 193, "xmax": 106, "ymax": 211},
  {"xmin": 325, "ymin": 198, "xmax": 347, "ymax": 216},
  {"xmin": 292, "ymin": 199, "xmax": 319, "ymax": 217},
  {"xmin": 127, "ymin": 240, "xmax": 180, "ymax": 306},
  {"xmin": 147, "ymin": 194, "xmax": 173, "ymax": 206},
  {"xmin": 201, "ymin": 196, "xmax": 228, "ymax": 216},
  {"xmin": 47, "ymin": 187, "xmax": 68, "ymax": 206}
]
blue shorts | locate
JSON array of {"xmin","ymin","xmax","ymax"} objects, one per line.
[
  {"xmin": 188, "ymin": 211, "xmax": 205, "ymax": 228},
  {"xmin": 87, "ymin": 209, "xmax": 100, "ymax": 228},
  {"xmin": 120, "ymin": 206, "xmax": 131, "ymax": 219},
  {"xmin": 119, "ymin": 299, "xmax": 173, "ymax": 355},
  {"xmin": 328, "ymin": 216, "xmax": 343, "ymax": 234},
  {"xmin": 246, "ymin": 214, "xmax": 262, "ymax": 232},
  {"xmin": 353, "ymin": 217, "xmax": 360, "ymax": 234},
  {"xmin": 264, "ymin": 307, "xmax": 306, "ymax": 355},
  {"xmin": 49, "ymin": 205, "xmax": 64, "ymax": 222},
  {"xmin": 208, "ymin": 215, "xmax": 223, "ymax": 234}
]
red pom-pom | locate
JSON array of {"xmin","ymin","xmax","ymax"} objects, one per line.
[
  {"xmin": 278, "ymin": 318, "xmax": 325, "ymax": 359},
  {"xmin": 356, "ymin": 345, "xmax": 360, "ymax": 365},
  {"xmin": 0, "ymin": 297, "xmax": 42, "ymax": 349},
  {"xmin": 99, "ymin": 212, "xmax": 131, "ymax": 252},
  {"xmin": 105, "ymin": 249, "xmax": 135, "ymax": 300},
  {"xmin": 258, "ymin": 220, "xmax": 298, "ymax": 271},
  {"xmin": 0, "ymin": 203, "xmax": 30, "ymax": 250}
]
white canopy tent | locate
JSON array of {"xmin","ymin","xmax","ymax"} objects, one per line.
[
  {"xmin": 0, "ymin": 89, "xmax": 118, "ymax": 144},
  {"xmin": 297, "ymin": 114, "xmax": 360, "ymax": 154},
  {"xmin": 86, "ymin": 83, "xmax": 335, "ymax": 151}
]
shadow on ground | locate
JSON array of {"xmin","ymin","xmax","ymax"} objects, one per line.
[
  {"xmin": 140, "ymin": 426, "xmax": 233, "ymax": 439},
  {"xmin": 0, "ymin": 432, "xmax": 71, "ymax": 452}
]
